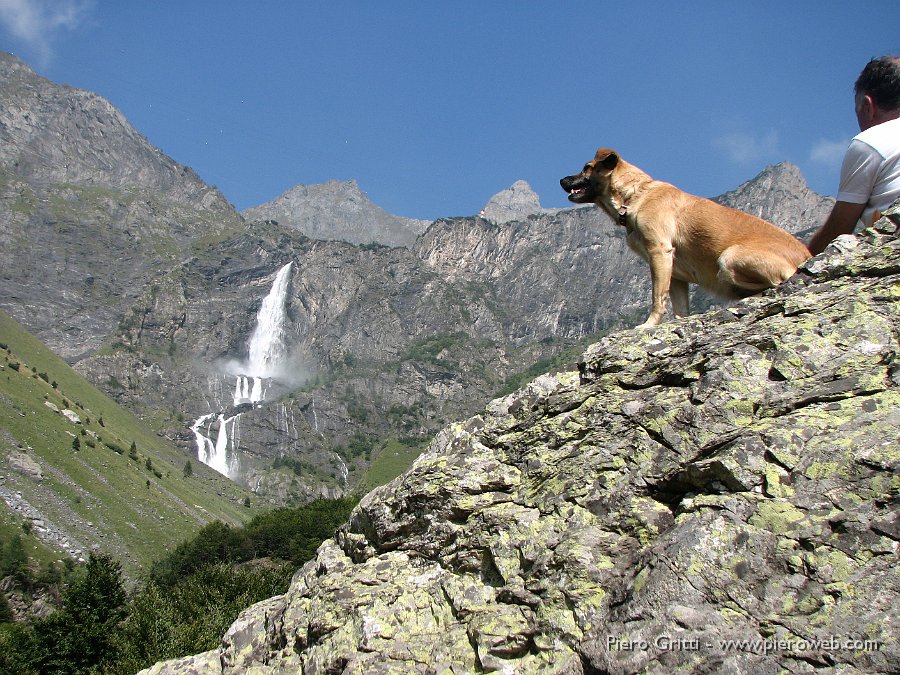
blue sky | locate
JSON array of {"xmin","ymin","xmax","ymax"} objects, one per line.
[{"xmin": 1, "ymin": 1, "xmax": 898, "ymax": 221}]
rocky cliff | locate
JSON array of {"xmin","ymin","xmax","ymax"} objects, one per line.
[
  {"xmin": 0, "ymin": 51, "xmax": 244, "ymax": 360},
  {"xmin": 75, "ymin": 207, "xmax": 648, "ymax": 502},
  {"xmin": 143, "ymin": 205, "xmax": 899, "ymax": 674}
]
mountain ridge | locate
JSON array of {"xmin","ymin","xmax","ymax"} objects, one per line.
[{"xmin": 243, "ymin": 179, "xmax": 431, "ymax": 247}]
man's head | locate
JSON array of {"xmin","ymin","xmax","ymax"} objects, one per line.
[{"xmin": 854, "ymin": 56, "xmax": 900, "ymax": 131}]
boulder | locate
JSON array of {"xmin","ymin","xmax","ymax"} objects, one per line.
[{"xmin": 7, "ymin": 450, "xmax": 42, "ymax": 481}]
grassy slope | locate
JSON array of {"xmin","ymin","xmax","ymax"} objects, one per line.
[
  {"xmin": 0, "ymin": 310, "xmax": 252, "ymax": 577},
  {"xmin": 359, "ymin": 438, "xmax": 425, "ymax": 492}
]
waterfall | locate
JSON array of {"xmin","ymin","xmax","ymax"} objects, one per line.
[
  {"xmin": 191, "ymin": 413, "xmax": 216, "ymax": 464},
  {"xmin": 190, "ymin": 413, "xmax": 237, "ymax": 477},
  {"xmin": 191, "ymin": 261, "xmax": 294, "ymax": 478},
  {"xmin": 311, "ymin": 396, "xmax": 319, "ymax": 433},
  {"xmin": 246, "ymin": 262, "xmax": 293, "ymax": 379},
  {"xmin": 332, "ymin": 451, "xmax": 350, "ymax": 491}
]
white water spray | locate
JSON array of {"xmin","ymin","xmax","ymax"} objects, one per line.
[
  {"xmin": 191, "ymin": 262, "xmax": 294, "ymax": 478},
  {"xmin": 332, "ymin": 451, "xmax": 350, "ymax": 491},
  {"xmin": 246, "ymin": 262, "xmax": 293, "ymax": 379}
]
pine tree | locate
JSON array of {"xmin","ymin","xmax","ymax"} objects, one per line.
[
  {"xmin": 0, "ymin": 589, "xmax": 13, "ymax": 624},
  {"xmin": 1, "ymin": 535, "xmax": 27, "ymax": 583},
  {"xmin": 32, "ymin": 553, "xmax": 127, "ymax": 673}
]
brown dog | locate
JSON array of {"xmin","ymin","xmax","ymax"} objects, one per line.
[{"xmin": 560, "ymin": 149, "xmax": 811, "ymax": 327}]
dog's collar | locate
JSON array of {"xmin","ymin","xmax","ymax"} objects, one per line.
[{"xmin": 617, "ymin": 205, "xmax": 628, "ymax": 226}]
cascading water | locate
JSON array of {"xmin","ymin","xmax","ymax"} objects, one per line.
[
  {"xmin": 247, "ymin": 263, "xmax": 293, "ymax": 378},
  {"xmin": 191, "ymin": 262, "xmax": 294, "ymax": 478}
]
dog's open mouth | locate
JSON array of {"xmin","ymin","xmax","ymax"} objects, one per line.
[{"xmin": 560, "ymin": 174, "xmax": 593, "ymax": 203}]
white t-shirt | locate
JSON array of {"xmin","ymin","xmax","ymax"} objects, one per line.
[{"xmin": 837, "ymin": 116, "xmax": 900, "ymax": 227}]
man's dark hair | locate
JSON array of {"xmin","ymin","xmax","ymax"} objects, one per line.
[{"xmin": 855, "ymin": 56, "xmax": 900, "ymax": 111}]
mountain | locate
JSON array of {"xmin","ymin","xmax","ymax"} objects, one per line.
[
  {"xmin": 0, "ymin": 51, "xmax": 837, "ymax": 510},
  {"xmin": 242, "ymin": 179, "xmax": 431, "ymax": 247},
  {"xmin": 714, "ymin": 161, "xmax": 835, "ymax": 240},
  {"xmin": 0, "ymin": 51, "xmax": 244, "ymax": 361},
  {"xmin": 0, "ymin": 310, "xmax": 251, "ymax": 578},
  {"xmin": 73, "ymin": 207, "xmax": 645, "ymax": 504},
  {"xmin": 479, "ymin": 179, "xmax": 558, "ymax": 224},
  {"xmin": 141, "ymin": 204, "xmax": 900, "ymax": 675}
]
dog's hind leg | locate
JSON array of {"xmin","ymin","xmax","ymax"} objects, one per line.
[
  {"xmin": 717, "ymin": 246, "xmax": 795, "ymax": 294},
  {"xmin": 670, "ymin": 278, "xmax": 689, "ymax": 318}
]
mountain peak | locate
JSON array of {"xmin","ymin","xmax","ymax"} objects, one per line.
[
  {"xmin": 479, "ymin": 180, "xmax": 545, "ymax": 224},
  {"xmin": 243, "ymin": 180, "xmax": 430, "ymax": 247},
  {"xmin": 714, "ymin": 162, "xmax": 834, "ymax": 237}
]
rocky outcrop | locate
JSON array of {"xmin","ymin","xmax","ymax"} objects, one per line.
[
  {"xmin": 144, "ymin": 204, "xmax": 899, "ymax": 674},
  {"xmin": 479, "ymin": 180, "xmax": 556, "ymax": 225},
  {"xmin": 243, "ymin": 180, "xmax": 431, "ymax": 247}
]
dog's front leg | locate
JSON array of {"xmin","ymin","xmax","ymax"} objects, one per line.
[{"xmin": 639, "ymin": 245, "xmax": 675, "ymax": 328}]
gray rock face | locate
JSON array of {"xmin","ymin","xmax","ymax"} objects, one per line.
[
  {"xmin": 76, "ymin": 210, "xmax": 648, "ymax": 497},
  {"xmin": 243, "ymin": 180, "xmax": 431, "ymax": 247},
  {"xmin": 0, "ymin": 51, "xmax": 243, "ymax": 359},
  {"xmin": 479, "ymin": 180, "xmax": 553, "ymax": 225},
  {"xmin": 143, "ymin": 205, "xmax": 900, "ymax": 674}
]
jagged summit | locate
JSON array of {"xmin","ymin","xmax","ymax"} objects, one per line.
[
  {"xmin": 243, "ymin": 179, "xmax": 430, "ymax": 248},
  {"xmin": 715, "ymin": 161, "xmax": 834, "ymax": 238},
  {"xmin": 0, "ymin": 51, "xmax": 223, "ymax": 205},
  {"xmin": 479, "ymin": 179, "xmax": 549, "ymax": 224}
]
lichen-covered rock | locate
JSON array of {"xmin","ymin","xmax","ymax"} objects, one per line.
[{"xmin": 143, "ymin": 205, "xmax": 900, "ymax": 673}]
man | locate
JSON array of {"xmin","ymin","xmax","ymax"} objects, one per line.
[{"xmin": 808, "ymin": 56, "xmax": 900, "ymax": 255}]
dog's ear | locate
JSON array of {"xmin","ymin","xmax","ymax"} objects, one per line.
[{"xmin": 594, "ymin": 149, "xmax": 619, "ymax": 171}]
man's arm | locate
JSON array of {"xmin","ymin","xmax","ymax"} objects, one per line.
[{"xmin": 807, "ymin": 200, "xmax": 867, "ymax": 255}]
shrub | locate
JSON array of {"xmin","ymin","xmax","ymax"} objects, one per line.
[
  {"xmin": 150, "ymin": 496, "xmax": 358, "ymax": 587},
  {"xmin": 114, "ymin": 564, "xmax": 291, "ymax": 673}
]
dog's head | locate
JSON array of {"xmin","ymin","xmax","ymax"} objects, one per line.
[{"xmin": 560, "ymin": 148, "xmax": 620, "ymax": 204}]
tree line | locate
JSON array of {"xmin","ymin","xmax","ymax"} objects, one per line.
[{"xmin": 0, "ymin": 496, "xmax": 357, "ymax": 674}]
